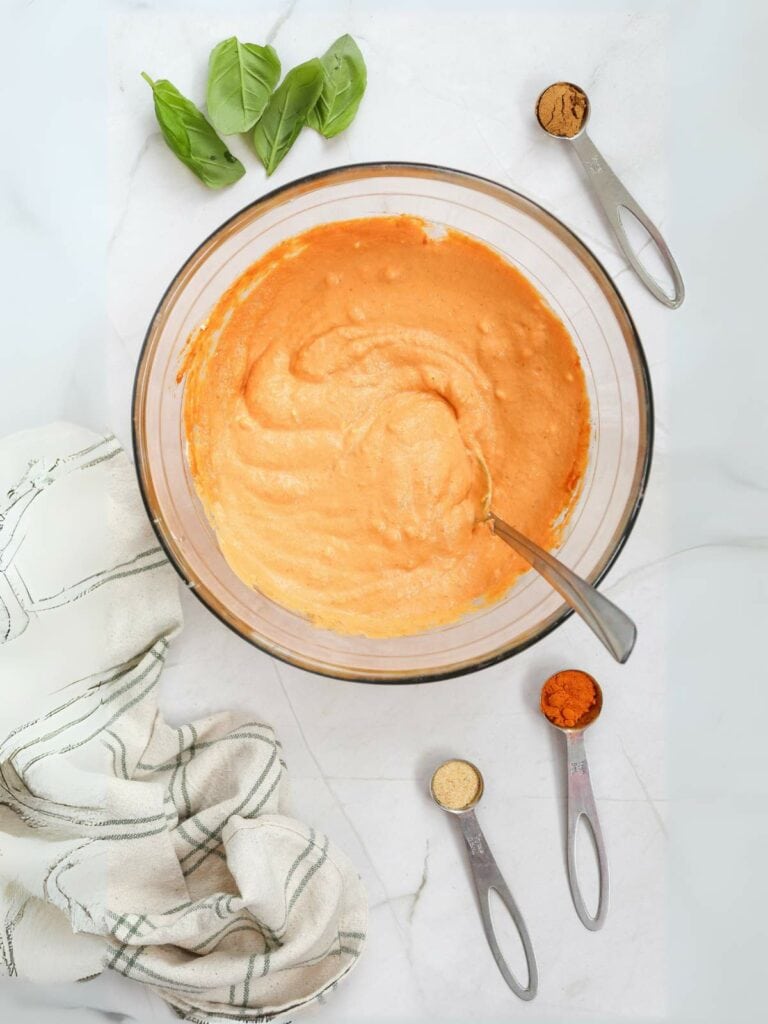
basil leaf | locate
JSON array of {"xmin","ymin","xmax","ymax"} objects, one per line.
[
  {"xmin": 142, "ymin": 73, "xmax": 245, "ymax": 189},
  {"xmin": 206, "ymin": 37, "xmax": 281, "ymax": 135},
  {"xmin": 253, "ymin": 58, "xmax": 324, "ymax": 176},
  {"xmin": 307, "ymin": 34, "xmax": 366, "ymax": 139}
]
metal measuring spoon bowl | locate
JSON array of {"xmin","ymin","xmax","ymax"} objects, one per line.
[
  {"xmin": 430, "ymin": 759, "xmax": 538, "ymax": 1001},
  {"xmin": 540, "ymin": 671, "xmax": 608, "ymax": 930},
  {"xmin": 536, "ymin": 81, "xmax": 685, "ymax": 309}
]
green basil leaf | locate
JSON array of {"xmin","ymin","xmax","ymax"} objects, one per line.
[
  {"xmin": 142, "ymin": 73, "xmax": 245, "ymax": 189},
  {"xmin": 307, "ymin": 34, "xmax": 366, "ymax": 139},
  {"xmin": 206, "ymin": 37, "xmax": 281, "ymax": 135},
  {"xmin": 253, "ymin": 58, "xmax": 324, "ymax": 176}
]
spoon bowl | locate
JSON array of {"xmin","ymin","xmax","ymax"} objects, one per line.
[
  {"xmin": 542, "ymin": 672, "xmax": 603, "ymax": 733},
  {"xmin": 535, "ymin": 81, "xmax": 591, "ymax": 138},
  {"xmin": 430, "ymin": 758, "xmax": 485, "ymax": 813}
]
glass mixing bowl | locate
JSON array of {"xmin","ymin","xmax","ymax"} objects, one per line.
[{"xmin": 133, "ymin": 163, "xmax": 652, "ymax": 682}]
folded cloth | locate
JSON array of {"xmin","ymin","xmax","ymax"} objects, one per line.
[{"xmin": 0, "ymin": 423, "xmax": 367, "ymax": 1022}]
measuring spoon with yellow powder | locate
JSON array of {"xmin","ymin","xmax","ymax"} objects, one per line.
[
  {"xmin": 430, "ymin": 759, "xmax": 538, "ymax": 1000},
  {"xmin": 536, "ymin": 81, "xmax": 684, "ymax": 308}
]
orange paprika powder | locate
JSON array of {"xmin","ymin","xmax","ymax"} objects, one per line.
[{"xmin": 540, "ymin": 670, "xmax": 598, "ymax": 728}]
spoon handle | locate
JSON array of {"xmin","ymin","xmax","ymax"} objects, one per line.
[
  {"xmin": 565, "ymin": 731, "xmax": 609, "ymax": 930},
  {"xmin": 457, "ymin": 809, "xmax": 538, "ymax": 1001},
  {"xmin": 570, "ymin": 131, "xmax": 684, "ymax": 309},
  {"xmin": 490, "ymin": 514, "xmax": 636, "ymax": 663}
]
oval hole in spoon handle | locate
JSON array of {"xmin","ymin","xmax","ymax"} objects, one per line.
[
  {"xmin": 490, "ymin": 514, "xmax": 636, "ymax": 663},
  {"xmin": 565, "ymin": 730, "xmax": 609, "ymax": 930},
  {"xmin": 570, "ymin": 132, "xmax": 685, "ymax": 308},
  {"xmin": 458, "ymin": 810, "xmax": 538, "ymax": 1000}
]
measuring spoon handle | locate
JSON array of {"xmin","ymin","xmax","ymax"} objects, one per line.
[
  {"xmin": 490, "ymin": 514, "xmax": 636, "ymax": 663},
  {"xmin": 458, "ymin": 810, "xmax": 538, "ymax": 1000},
  {"xmin": 565, "ymin": 731, "xmax": 609, "ymax": 930},
  {"xmin": 570, "ymin": 131, "xmax": 684, "ymax": 308}
]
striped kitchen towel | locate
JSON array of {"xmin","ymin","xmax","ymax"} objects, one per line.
[{"xmin": 0, "ymin": 423, "xmax": 367, "ymax": 1022}]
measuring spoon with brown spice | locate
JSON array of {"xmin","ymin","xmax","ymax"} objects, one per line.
[{"xmin": 536, "ymin": 81, "xmax": 684, "ymax": 308}]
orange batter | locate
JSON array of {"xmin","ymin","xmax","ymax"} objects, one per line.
[{"xmin": 182, "ymin": 216, "xmax": 590, "ymax": 637}]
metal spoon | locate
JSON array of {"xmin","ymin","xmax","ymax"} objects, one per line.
[
  {"xmin": 430, "ymin": 759, "xmax": 538, "ymax": 1001},
  {"xmin": 535, "ymin": 81, "xmax": 684, "ymax": 309},
  {"xmin": 540, "ymin": 671, "xmax": 608, "ymax": 930},
  {"xmin": 490, "ymin": 513, "xmax": 636, "ymax": 663}
]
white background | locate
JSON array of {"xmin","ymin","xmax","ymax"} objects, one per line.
[{"xmin": 0, "ymin": 1, "xmax": 766, "ymax": 1021}]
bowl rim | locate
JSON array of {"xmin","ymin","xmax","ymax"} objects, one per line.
[{"xmin": 132, "ymin": 160, "xmax": 654, "ymax": 684}]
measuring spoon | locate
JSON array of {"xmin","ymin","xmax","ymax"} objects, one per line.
[
  {"xmin": 540, "ymin": 671, "xmax": 608, "ymax": 930},
  {"xmin": 430, "ymin": 759, "xmax": 538, "ymax": 1000},
  {"xmin": 536, "ymin": 81, "xmax": 684, "ymax": 308}
]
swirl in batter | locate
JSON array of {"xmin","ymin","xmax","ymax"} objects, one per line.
[{"xmin": 182, "ymin": 216, "xmax": 590, "ymax": 637}]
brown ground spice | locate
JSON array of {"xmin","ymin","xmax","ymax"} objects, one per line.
[{"xmin": 537, "ymin": 82, "xmax": 588, "ymax": 138}]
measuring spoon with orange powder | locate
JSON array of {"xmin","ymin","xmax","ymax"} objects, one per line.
[{"xmin": 540, "ymin": 669, "xmax": 608, "ymax": 930}]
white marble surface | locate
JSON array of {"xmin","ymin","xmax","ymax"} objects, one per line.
[{"xmin": 1, "ymin": 0, "xmax": 767, "ymax": 1021}]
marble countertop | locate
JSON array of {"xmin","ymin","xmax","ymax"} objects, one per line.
[{"xmin": 2, "ymin": 1, "xmax": 766, "ymax": 1021}]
